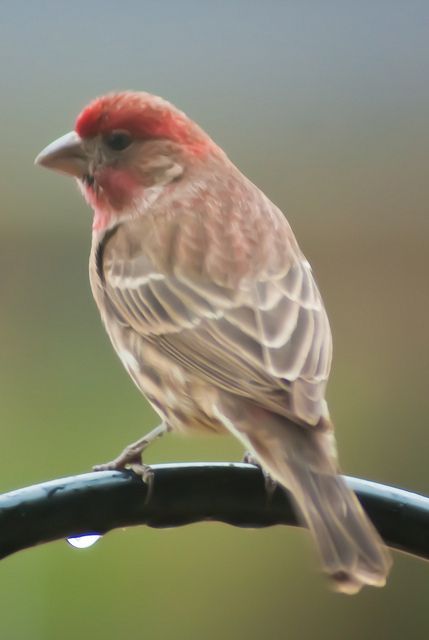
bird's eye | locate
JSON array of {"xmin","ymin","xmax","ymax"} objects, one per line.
[{"xmin": 104, "ymin": 130, "xmax": 132, "ymax": 151}]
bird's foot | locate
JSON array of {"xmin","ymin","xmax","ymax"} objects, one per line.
[
  {"xmin": 93, "ymin": 422, "xmax": 167, "ymax": 490},
  {"xmin": 93, "ymin": 440, "xmax": 148, "ymax": 472},
  {"xmin": 93, "ymin": 442, "xmax": 155, "ymax": 502},
  {"xmin": 94, "ymin": 450, "xmax": 155, "ymax": 503},
  {"xmin": 242, "ymin": 451, "xmax": 278, "ymax": 498}
]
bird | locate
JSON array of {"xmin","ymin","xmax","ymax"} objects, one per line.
[{"xmin": 35, "ymin": 91, "xmax": 391, "ymax": 593}]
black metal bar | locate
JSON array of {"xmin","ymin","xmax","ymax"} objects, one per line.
[{"xmin": 0, "ymin": 463, "xmax": 428, "ymax": 561}]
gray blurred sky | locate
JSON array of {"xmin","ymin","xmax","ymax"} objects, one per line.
[{"xmin": 1, "ymin": 1, "xmax": 428, "ymax": 231}]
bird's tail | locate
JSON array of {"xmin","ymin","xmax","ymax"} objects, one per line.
[{"xmin": 218, "ymin": 400, "xmax": 392, "ymax": 594}]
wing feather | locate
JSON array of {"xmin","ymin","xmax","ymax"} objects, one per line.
[{"xmin": 100, "ymin": 196, "xmax": 332, "ymax": 425}]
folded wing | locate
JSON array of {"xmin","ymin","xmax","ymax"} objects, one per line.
[{"xmin": 100, "ymin": 198, "xmax": 332, "ymax": 425}]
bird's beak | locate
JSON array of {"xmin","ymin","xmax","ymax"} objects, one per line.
[{"xmin": 35, "ymin": 131, "xmax": 87, "ymax": 178}]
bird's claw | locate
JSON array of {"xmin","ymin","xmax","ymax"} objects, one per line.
[
  {"xmin": 93, "ymin": 441, "xmax": 145, "ymax": 472},
  {"xmin": 93, "ymin": 453, "xmax": 154, "ymax": 502},
  {"xmin": 128, "ymin": 463, "xmax": 154, "ymax": 485}
]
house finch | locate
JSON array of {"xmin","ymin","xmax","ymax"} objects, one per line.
[{"xmin": 35, "ymin": 91, "xmax": 391, "ymax": 593}]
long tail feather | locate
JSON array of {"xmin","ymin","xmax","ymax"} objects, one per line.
[{"xmin": 217, "ymin": 399, "xmax": 392, "ymax": 594}]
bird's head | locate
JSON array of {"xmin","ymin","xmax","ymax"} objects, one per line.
[{"xmin": 35, "ymin": 92, "xmax": 215, "ymax": 229}]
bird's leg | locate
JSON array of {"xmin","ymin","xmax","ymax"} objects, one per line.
[
  {"xmin": 242, "ymin": 451, "xmax": 278, "ymax": 498},
  {"xmin": 93, "ymin": 422, "xmax": 168, "ymax": 486}
]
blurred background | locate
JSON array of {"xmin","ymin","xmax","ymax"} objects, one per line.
[{"xmin": 0, "ymin": 1, "xmax": 428, "ymax": 638}]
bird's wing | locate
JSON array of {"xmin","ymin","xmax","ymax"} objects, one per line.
[{"xmin": 100, "ymin": 196, "xmax": 332, "ymax": 425}]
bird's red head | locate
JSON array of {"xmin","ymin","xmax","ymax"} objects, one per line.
[
  {"xmin": 75, "ymin": 92, "xmax": 209, "ymax": 152},
  {"xmin": 36, "ymin": 91, "xmax": 217, "ymax": 231}
]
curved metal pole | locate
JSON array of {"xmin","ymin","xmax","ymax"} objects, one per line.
[{"xmin": 0, "ymin": 463, "xmax": 428, "ymax": 560}]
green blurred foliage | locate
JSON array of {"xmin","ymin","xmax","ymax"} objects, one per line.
[{"xmin": 0, "ymin": 1, "xmax": 428, "ymax": 638}]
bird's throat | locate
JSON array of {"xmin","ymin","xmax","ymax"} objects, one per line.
[{"xmin": 80, "ymin": 167, "xmax": 143, "ymax": 231}]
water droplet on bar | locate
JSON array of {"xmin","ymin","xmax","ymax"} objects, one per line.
[{"xmin": 66, "ymin": 534, "xmax": 101, "ymax": 549}]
